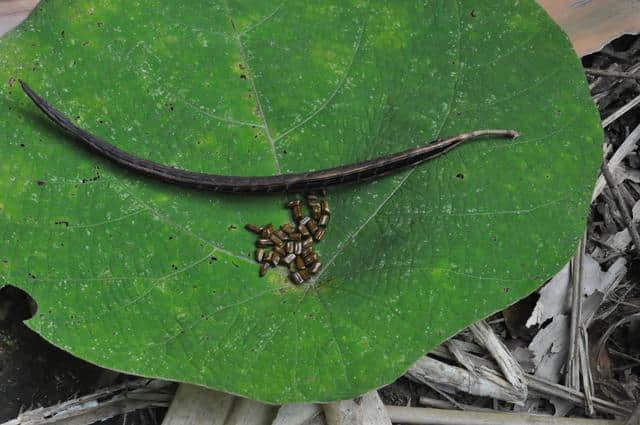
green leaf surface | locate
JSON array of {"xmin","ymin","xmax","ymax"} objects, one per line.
[{"xmin": 0, "ymin": 0, "xmax": 601, "ymax": 402}]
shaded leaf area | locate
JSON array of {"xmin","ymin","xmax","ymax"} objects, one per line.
[{"xmin": 0, "ymin": 0, "xmax": 601, "ymax": 402}]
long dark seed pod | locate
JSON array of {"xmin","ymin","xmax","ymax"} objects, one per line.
[{"xmin": 20, "ymin": 81, "xmax": 519, "ymax": 194}]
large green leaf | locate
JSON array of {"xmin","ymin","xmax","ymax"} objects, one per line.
[{"xmin": 0, "ymin": 0, "xmax": 601, "ymax": 402}]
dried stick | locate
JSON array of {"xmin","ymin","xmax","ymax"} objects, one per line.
[
  {"xmin": 385, "ymin": 406, "xmax": 624, "ymax": 425},
  {"xmin": 601, "ymin": 162, "xmax": 640, "ymax": 259},
  {"xmin": 418, "ymin": 396, "xmax": 496, "ymax": 413},
  {"xmin": 160, "ymin": 384, "xmax": 236, "ymax": 425},
  {"xmin": 602, "ymin": 94, "xmax": 640, "ymax": 128},
  {"xmin": 406, "ymin": 356, "xmax": 526, "ymax": 404},
  {"xmin": 427, "ymin": 346, "xmax": 631, "ymax": 416},
  {"xmin": 470, "ymin": 320, "xmax": 527, "ymax": 400},
  {"xmin": 595, "ymin": 312, "xmax": 640, "ymax": 375},
  {"xmin": 566, "ymin": 234, "xmax": 585, "ymax": 390},
  {"xmin": 2, "ymin": 380, "xmax": 172, "ymax": 425},
  {"xmin": 592, "ymin": 123, "xmax": 640, "ymax": 200},
  {"xmin": 585, "ymin": 68, "xmax": 640, "ymax": 80},
  {"xmin": 223, "ymin": 397, "xmax": 276, "ymax": 425},
  {"xmin": 324, "ymin": 392, "xmax": 392, "ymax": 425},
  {"xmin": 625, "ymin": 403, "xmax": 640, "ymax": 425},
  {"xmin": 445, "ymin": 340, "xmax": 478, "ymax": 377},
  {"xmin": 273, "ymin": 404, "xmax": 324, "ymax": 425},
  {"xmin": 579, "ymin": 327, "xmax": 596, "ymax": 417}
]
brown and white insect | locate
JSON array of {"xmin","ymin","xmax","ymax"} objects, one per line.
[{"xmin": 247, "ymin": 196, "xmax": 329, "ymax": 284}]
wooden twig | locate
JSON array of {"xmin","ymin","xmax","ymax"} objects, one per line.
[
  {"xmin": 160, "ymin": 385, "xmax": 235, "ymax": 425},
  {"xmin": 361, "ymin": 391, "xmax": 393, "ymax": 425},
  {"xmin": 224, "ymin": 397, "xmax": 276, "ymax": 425},
  {"xmin": 601, "ymin": 162, "xmax": 640, "ymax": 259},
  {"xmin": 526, "ymin": 374, "xmax": 630, "ymax": 417},
  {"xmin": 602, "ymin": 94, "xmax": 640, "ymax": 128},
  {"xmin": 593, "ymin": 123, "xmax": 640, "ymax": 200},
  {"xmin": 470, "ymin": 320, "xmax": 527, "ymax": 401},
  {"xmin": 273, "ymin": 404, "xmax": 324, "ymax": 425},
  {"xmin": 595, "ymin": 313, "xmax": 640, "ymax": 375},
  {"xmin": 406, "ymin": 356, "xmax": 526, "ymax": 404},
  {"xmin": 585, "ymin": 68, "xmax": 640, "ymax": 80},
  {"xmin": 323, "ymin": 400, "xmax": 362, "ymax": 425},
  {"xmin": 323, "ymin": 392, "xmax": 391, "ymax": 425},
  {"xmin": 445, "ymin": 340, "xmax": 478, "ymax": 377},
  {"xmin": 625, "ymin": 402, "xmax": 640, "ymax": 425},
  {"xmin": 385, "ymin": 406, "xmax": 624, "ymax": 425},
  {"xmin": 418, "ymin": 396, "xmax": 496, "ymax": 413},
  {"xmin": 428, "ymin": 346, "xmax": 631, "ymax": 416},
  {"xmin": 579, "ymin": 327, "xmax": 596, "ymax": 417},
  {"xmin": 566, "ymin": 234, "xmax": 585, "ymax": 390},
  {"xmin": 421, "ymin": 380, "xmax": 469, "ymax": 412},
  {"xmin": 2, "ymin": 380, "xmax": 172, "ymax": 425}
]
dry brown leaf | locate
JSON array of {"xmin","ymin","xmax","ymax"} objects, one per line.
[
  {"xmin": 0, "ymin": 0, "xmax": 40, "ymax": 37},
  {"xmin": 537, "ymin": 0, "xmax": 640, "ymax": 56}
]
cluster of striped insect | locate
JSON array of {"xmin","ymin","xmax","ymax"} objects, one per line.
[{"xmin": 245, "ymin": 195, "xmax": 330, "ymax": 284}]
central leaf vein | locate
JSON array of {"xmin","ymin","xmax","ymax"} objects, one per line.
[
  {"xmin": 317, "ymin": 2, "xmax": 463, "ymax": 282},
  {"xmin": 223, "ymin": 0, "xmax": 282, "ymax": 174}
]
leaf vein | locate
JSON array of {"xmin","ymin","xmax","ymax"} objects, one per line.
[
  {"xmin": 314, "ymin": 2, "xmax": 463, "ymax": 283},
  {"xmin": 272, "ymin": 23, "xmax": 366, "ymax": 144},
  {"xmin": 239, "ymin": 3, "xmax": 285, "ymax": 35},
  {"xmin": 223, "ymin": 0, "xmax": 282, "ymax": 174}
]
